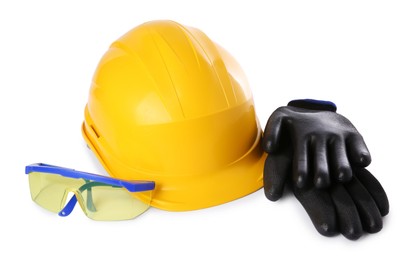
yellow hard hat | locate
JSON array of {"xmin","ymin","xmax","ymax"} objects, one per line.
[{"xmin": 82, "ymin": 20, "xmax": 266, "ymax": 211}]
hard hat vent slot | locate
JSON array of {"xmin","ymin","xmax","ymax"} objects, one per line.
[{"xmin": 90, "ymin": 125, "xmax": 100, "ymax": 138}]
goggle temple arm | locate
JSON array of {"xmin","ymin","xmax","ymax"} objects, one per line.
[
  {"xmin": 58, "ymin": 180, "xmax": 112, "ymax": 217},
  {"xmin": 59, "ymin": 195, "xmax": 78, "ymax": 217}
]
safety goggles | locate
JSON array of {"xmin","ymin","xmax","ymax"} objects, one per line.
[{"xmin": 25, "ymin": 163, "xmax": 155, "ymax": 220}]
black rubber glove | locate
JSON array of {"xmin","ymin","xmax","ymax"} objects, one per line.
[
  {"xmin": 263, "ymin": 99, "xmax": 371, "ymax": 191},
  {"xmin": 262, "ymin": 99, "xmax": 389, "ymax": 240},
  {"xmin": 293, "ymin": 167, "xmax": 389, "ymax": 240}
]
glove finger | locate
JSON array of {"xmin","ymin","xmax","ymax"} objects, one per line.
[
  {"xmin": 293, "ymin": 138, "xmax": 310, "ymax": 189},
  {"xmin": 264, "ymin": 153, "xmax": 292, "ymax": 201},
  {"xmin": 344, "ymin": 176, "xmax": 383, "ymax": 233},
  {"xmin": 329, "ymin": 137, "xmax": 352, "ymax": 182},
  {"xmin": 330, "ymin": 184, "xmax": 363, "ymax": 240},
  {"xmin": 312, "ymin": 136, "xmax": 330, "ymax": 189},
  {"xmin": 347, "ymin": 134, "xmax": 372, "ymax": 167},
  {"xmin": 262, "ymin": 108, "xmax": 287, "ymax": 153},
  {"xmin": 353, "ymin": 167, "xmax": 389, "ymax": 216},
  {"xmin": 293, "ymin": 186, "xmax": 338, "ymax": 237}
]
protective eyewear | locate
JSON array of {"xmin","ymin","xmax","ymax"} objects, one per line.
[{"xmin": 25, "ymin": 163, "xmax": 155, "ymax": 220}]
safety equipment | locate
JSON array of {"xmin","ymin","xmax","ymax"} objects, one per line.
[
  {"xmin": 82, "ymin": 20, "xmax": 265, "ymax": 211},
  {"xmin": 293, "ymin": 167, "xmax": 389, "ymax": 240},
  {"xmin": 26, "ymin": 163, "xmax": 155, "ymax": 220},
  {"xmin": 262, "ymin": 99, "xmax": 389, "ymax": 240},
  {"xmin": 263, "ymin": 99, "xmax": 371, "ymax": 192}
]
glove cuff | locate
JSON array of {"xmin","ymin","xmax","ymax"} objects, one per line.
[{"xmin": 288, "ymin": 99, "xmax": 337, "ymax": 112}]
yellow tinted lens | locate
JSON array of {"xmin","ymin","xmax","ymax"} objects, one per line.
[
  {"xmin": 28, "ymin": 171, "xmax": 84, "ymax": 213},
  {"xmin": 78, "ymin": 186, "xmax": 152, "ymax": 220}
]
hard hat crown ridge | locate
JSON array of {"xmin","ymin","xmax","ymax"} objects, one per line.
[{"xmin": 103, "ymin": 20, "xmax": 251, "ymax": 123}]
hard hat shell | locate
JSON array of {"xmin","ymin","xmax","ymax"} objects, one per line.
[{"xmin": 82, "ymin": 20, "xmax": 266, "ymax": 211}]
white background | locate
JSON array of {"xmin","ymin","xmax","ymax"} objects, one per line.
[{"xmin": 1, "ymin": 0, "xmax": 419, "ymax": 259}]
